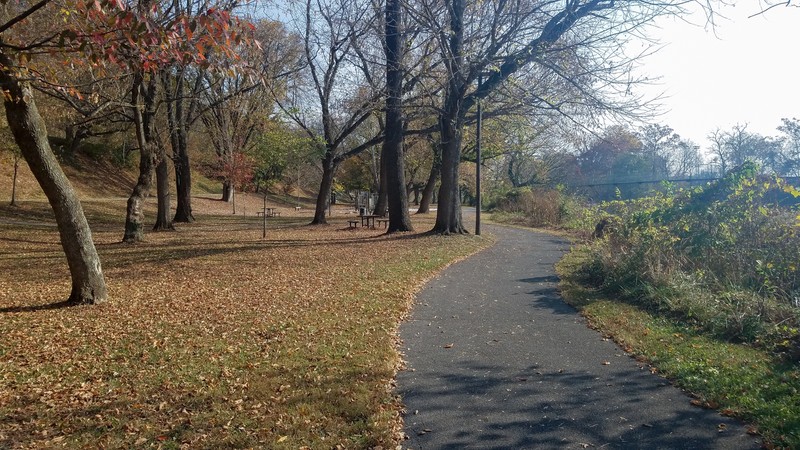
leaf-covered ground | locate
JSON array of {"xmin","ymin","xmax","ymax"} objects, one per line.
[{"xmin": 0, "ymin": 198, "xmax": 490, "ymax": 449}]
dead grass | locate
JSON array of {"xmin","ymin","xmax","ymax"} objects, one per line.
[{"xmin": 0, "ymin": 198, "xmax": 490, "ymax": 449}]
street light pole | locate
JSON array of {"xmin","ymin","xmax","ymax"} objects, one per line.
[{"xmin": 475, "ymin": 73, "xmax": 482, "ymax": 236}]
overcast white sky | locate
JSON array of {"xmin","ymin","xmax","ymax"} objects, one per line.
[{"xmin": 634, "ymin": 2, "xmax": 800, "ymax": 150}]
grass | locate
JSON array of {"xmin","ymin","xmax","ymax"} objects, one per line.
[
  {"xmin": 557, "ymin": 247, "xmax": 800, "ymax": 448},
  {"xmin": 0, "ymin": 200, "xmax": 491, "ymax": 448}
]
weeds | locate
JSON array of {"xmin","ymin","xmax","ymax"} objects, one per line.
[{"xmin": 567, "ymin": 163, "xmax": 800, "ymax": 358}]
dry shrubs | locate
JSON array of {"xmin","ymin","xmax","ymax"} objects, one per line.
[
  {"xmin": 492, "ymin": 187, "xmax": 579, "ymax": 228},
  {"xmin": 580, "ymin": 163, "xmax": 800, "ymax": 358}
]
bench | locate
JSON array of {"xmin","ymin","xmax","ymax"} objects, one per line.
[
  {"xmin": 347, "ymin": 220, "xmax": 359, "ymax": 229},
  {"xmin": 376, "ymin": 218, "xmax": 389, "ymax": 229}
]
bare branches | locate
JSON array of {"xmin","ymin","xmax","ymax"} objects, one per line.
[
  {"xmin": 0, "ymin": 0, "xmax": 52, "ymax": 36},
  {"xmin": 748, "ymin": 1, "xmax": 798, "ymax": 18}
]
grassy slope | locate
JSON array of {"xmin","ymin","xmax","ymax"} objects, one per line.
[
  {"xmin": 556, "ymin": 247, "xmax": 800, "ymax": 448},
  {"xmin": 0, "ymin": 153, "xmax": 493, "ymax": 448}
]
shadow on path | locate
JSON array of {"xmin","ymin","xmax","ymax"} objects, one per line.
[{"xmin": 398, "ymin": 225, "xmax": 760, "ymax": 449}]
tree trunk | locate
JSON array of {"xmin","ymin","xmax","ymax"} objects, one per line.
[
  {"xmin": 417, "ymin": 144, "xmax": 440, "ymax": 214},
  {"xmin": 124, "ymin": 72, "xmax": 158, "ymax": 243},
  {"xmin": 0, "ymin": 51, "xmax": 107, "ymax": 304},
  {"xmin": 433, "ymin": 113, "xmax": 467, "ymax": 234},
  {"xmin": 124, "ymin": 150, "xmax": 155, "ymax": 242},
  {"xmin": 10, "ymin": 155, "xmax": 19, "ymax": 206},
  {"xmin": 383, "ymin": 0, "xmax": 413, "ymax": 232},
  {"xmin": 221, "ymin": 180, "xmax": 234, "ymax": 202},
  {"xmin": 311, "ymin": 154, "xmax": 337, "ymax": 225},
  {"xmin": 373, "ymin": 150, "xmax": 388, "ymax": 216},
  {"xmin": 153, "ymin": 153, "xmax": 174, "ymax": 231},
  {"xmin": 172, "ymin": 142, "xmax": 194, "ymax": 222},
  {"xmin": 164, "ymin": 71, "xmax": 195, "ymax": 224},
  {"xmin": 432, "ymin": 0, "xmax": 467, "ymax": 234}
]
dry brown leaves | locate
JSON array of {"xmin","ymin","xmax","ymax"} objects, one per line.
[{"xmin": 0, "ymin": 199, "xmax": 490, "ymax": 449}]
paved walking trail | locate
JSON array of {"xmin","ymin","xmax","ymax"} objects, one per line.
[{"xmin": 397, "ymin": 225, "xmax": 761, "ymax": 449}]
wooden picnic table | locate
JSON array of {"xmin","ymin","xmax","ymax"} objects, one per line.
[{"xmin": 360, "ymin": 214, "xmax": 378, "ymax": 228}]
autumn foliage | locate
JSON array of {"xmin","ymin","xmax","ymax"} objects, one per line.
[{"xmin": 0, "ymin": 199, "xmax": 488, "ymax": 447}]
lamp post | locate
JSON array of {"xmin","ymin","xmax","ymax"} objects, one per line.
[{"xmin": 475, "ymin": 73, "xmax": 483, "ymax": 236}]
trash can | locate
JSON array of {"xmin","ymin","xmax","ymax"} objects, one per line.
[{"xmin": 359, "ymin": 206, "xmax": 367, "ymax": 216}]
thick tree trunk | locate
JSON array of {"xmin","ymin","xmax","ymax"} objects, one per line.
[
  {"xmin": 311, "ymin": 154, "xmax": 337, "ymax": 225},
  {"xmin": 383, "ymin": 0, "xmax": 413, "ymax": 233},
  {"xmin": 124, "ymin": 73, "xmax": 157, "ymax": 243},
  {"xmin": 0, "ymin": 52, "xmax": 107, "ymax": 304},
  {"xmin": 153, "ymin": 154, "xmax": 174, "ymax": 231},
  {"xmin": 432, "ymin": 0, "xmax": 467, "ymax": 234},
  {"xmin": 221, "ymin": 180, "xmax": 234, "ymax": 202},
  {"xmin": 124, "ymin": 148, "xmax": 155, "ymax": 242},
  {"xmin": 417, "ymin": 146, "xmax": 440, "ymax": 214},
  {"xmin": 172, "ymin": 143, "xmax": 194, "ymax": 222},
  {"xmin": 433, "ymin": 114, "xmax": 467, "ymax": 234}
]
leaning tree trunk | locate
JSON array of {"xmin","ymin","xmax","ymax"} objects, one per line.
[
  {"xmin": 124, "ymin": 144, "xmax": 156, "ymax": 242},
  {"xmin": 124, "ymin": 72, "xmax": 158, "ymax": 243},
  {"xmin": 10, "ymin": 154, "xmax": 19, "ymax": 206},
  {"xmin": 153, "ymin": 152, "xmax": 174, "ymax": 231},
  {"xmin": 0, "ymin": 51, "xmax": 107, "ymax": 304},
  {"xmin": 383, "ymin": 0, "xmax": 413, "ymax": 232},
  {"xmin": 311, "ymin": 153, "xmax": 337, "ymax": 225}
]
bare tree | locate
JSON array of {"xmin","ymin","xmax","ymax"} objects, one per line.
[
  {"xmin": 777, "ymin": 118, "xmax": 800, "ymax": 176},
  {"xmin": 412, "ymin": 0, "xmax": 690, "ymax": 233},
  {"xmin": 709, "ymin": 123, "xmax": 781, "ymax": 174},
  {"xmin": 277, "ymin": 0, "xmax": 384, "ymax": 225}
]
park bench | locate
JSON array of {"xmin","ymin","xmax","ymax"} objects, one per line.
[
  {"xmin": 348, "ymin": 219, "xmax": 359, "ymax": 229},
  {"xmin": 376, "ymin": 218, "xmax": 389, "ymax": 228}
]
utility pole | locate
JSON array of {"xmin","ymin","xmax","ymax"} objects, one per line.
[
  {"xmin": 262, "ymin": 193, "xmax": 267, "ymax": 239},
  {"xmin": 475, "ymin": 74, "xmax": 483, "ymax": 236}
]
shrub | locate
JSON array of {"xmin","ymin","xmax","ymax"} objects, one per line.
[
  {"xmin": 580, "ymin": 163, "xmax": 800, "ymax": 359},
  {"xmin": 492, "ymin": 186, "xmax": 595, "ymax": 230}
]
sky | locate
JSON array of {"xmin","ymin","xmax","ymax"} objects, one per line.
[{"xmin": 633, "ymin": 2, "xmax": 800, "ymax": 150}]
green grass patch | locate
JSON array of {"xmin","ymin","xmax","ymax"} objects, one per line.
[{"xmin": 557, "ymin": 248, "xmax": 800, "ymax": 448}]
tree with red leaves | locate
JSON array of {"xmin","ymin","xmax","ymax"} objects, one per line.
[{"xmin": 0, "ymin": 0, "xmax": 256, "ymax": 303}]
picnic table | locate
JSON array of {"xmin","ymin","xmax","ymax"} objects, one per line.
[
  {"xmin": 257, "ymin": 208, "xmax": 280, "ymax": 217},
  {"xmin": 360, "ymin": 214, "xmax": 378, "ymax": 228}
]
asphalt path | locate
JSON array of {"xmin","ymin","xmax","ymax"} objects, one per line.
[{"xmin": 397, "ymin": 224, "xmax": 761, "ymax": 449}]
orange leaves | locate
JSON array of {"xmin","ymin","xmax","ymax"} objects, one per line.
[{"xmin": 0, "ymin": 197, "xmax": 489, "ymax": 447}]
